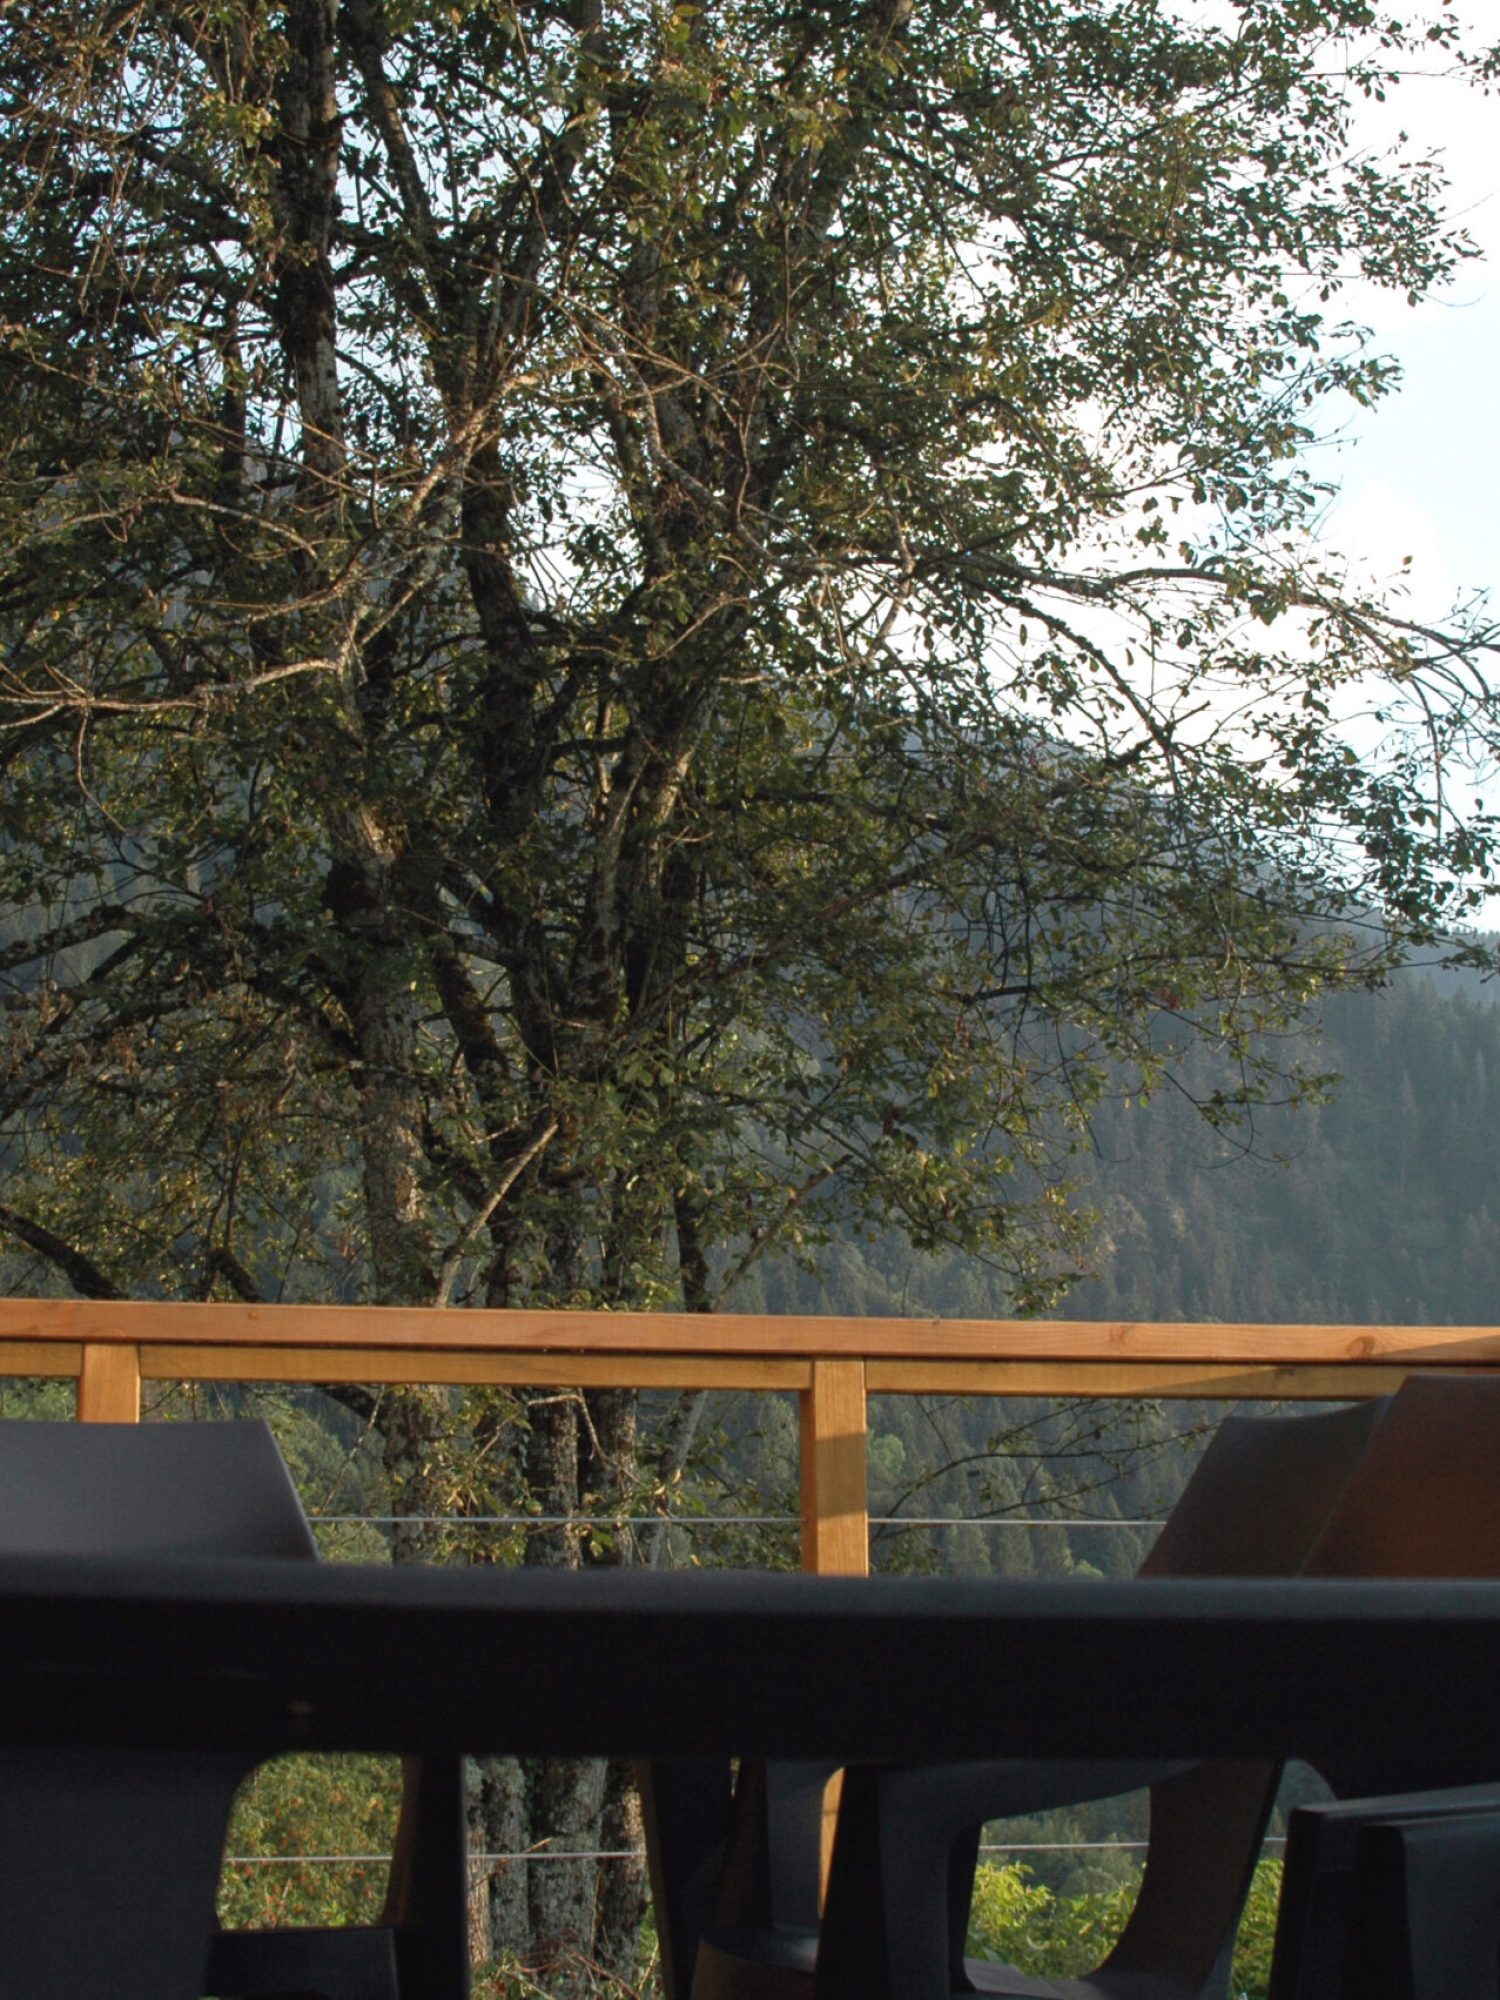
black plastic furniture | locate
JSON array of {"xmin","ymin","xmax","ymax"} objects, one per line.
[
  {"xmin": 815, "ymin": 1373, "xmax": 1500, "ymax": 2000},
  {"xmin": 640, "ymin": 1762, "xmax": 741, "ymax": 2000},
  {"xmin": 648, "ymin": 1757, "xmax": 836, "ymax": 2000},
  {"xmin": 1302, "ymin": 1371, "xmax": 1500, "ymax": 1582},
  {"xmin": 1251, "ymin": 1372, "xmax": 1500, "ymax": 2000},
  {"xmin": 669, "ymin": 1397, "xmax": 1389, "ymax": 2000},
  {"xmin": 1349, "ymin": 1805, "xmax": 1500, "ymax": 2000},
  {"xmin": 1269, "ymin": 1782, "xmax": 1500, "ymax": 2000},
  {"xmin": 7, "ymin": 1560, "xmax": 1500, "ymax": 1766},
  {"xmin": 8, "ymin": 1557, "xmax": 1500, "ymax": 1996},
  {"xmin": 819, "ymin": 1397, "xmax": 1393, "ymax": 2000},
  {"xmin": 1299, "ymin": 1371, "xmax": 1500, "ymax": 1800},
  {"xmin": 0, "ymin": 1418, "xmax": 469, "ymax": 2000}
]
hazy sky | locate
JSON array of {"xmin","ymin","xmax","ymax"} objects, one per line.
[
  {"xmin": 1309, "ymin": 45, "xmax": 1498, "ymax": 923},
  {"xmin": 1319, "ymin": 51, "xmax": 1498, "ymax": 620}
]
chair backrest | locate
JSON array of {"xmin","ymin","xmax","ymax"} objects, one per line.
[
  {"xmin": 1140, "ymin": 1396, "xmax": 1390, "ymax": 1580},
  {"xmin": 1097, "ymin": 1397, "xmax": 1392, "ymax": 1997},
  {"xmin": 1269, "ymin": 1783, "xmax": 1500, "ymax": 2000},
  {"xmin": 1303, "ymin": 1373, "xmax": 1500, "ymax": 1578},
  {"xmin": 1296, "ymin": 1374, "xmax": 1500, "ymax": 1796},
  {"xmin": 0, "ymin": 1420, "xmax": 321, "ymax": 1998},
  {"xmin": 0, "ymin": 1418, "xmax": 319, "ymax": 1562}
]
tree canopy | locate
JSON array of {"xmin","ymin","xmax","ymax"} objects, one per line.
[{"xmin": 2, "ymin": 0, "xmax": 1499, "ymax": 1969}]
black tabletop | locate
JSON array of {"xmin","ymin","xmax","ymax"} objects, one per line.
[{"xmin": 5, "ymin": 1555, "xmax": 1500, "ymax": 1769}]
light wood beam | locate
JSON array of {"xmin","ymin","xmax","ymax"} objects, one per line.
[
  {"xmin": 800, "ymin": 1358, "xmax": 869, "ymax": 1578},
  {"xmin": 77, "ymin": 1342, "xmax": 142, "ymax": 1422}
]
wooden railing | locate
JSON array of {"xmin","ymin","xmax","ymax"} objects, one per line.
[{"xmin": 5, "ymin": 1296, "xmax": 1500, "ymax": 1574}]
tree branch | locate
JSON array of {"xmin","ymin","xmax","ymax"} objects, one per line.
[{"xmin": 0, "ymin": 1204, "xmax": 123, "ymax": 1299}]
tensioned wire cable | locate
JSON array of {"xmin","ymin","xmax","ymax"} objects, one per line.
[{"xmin": 310, "ymin": 1514, "xmax": 1165, "ymax": 1528}]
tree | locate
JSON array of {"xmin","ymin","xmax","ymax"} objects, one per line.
[{"xmin": 2, "ymin": 0, "xmax": 1497, "ymax": 1972}]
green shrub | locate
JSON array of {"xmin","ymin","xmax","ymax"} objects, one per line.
[
  {"xmin": 968, "ymin": 1857, "xmax": 1284, "ymax": 2000},
  {"xmin": 1231, "ymin": 1857, "xmax": 1284, "ymax": 2000},
  {"xmin": 218, "ymin": 1754, "xmax": 401, "ymax": 1929},
  {"xmin": 968, "ymin": 1861, "xmax": 1136, "ymax": 1979}
]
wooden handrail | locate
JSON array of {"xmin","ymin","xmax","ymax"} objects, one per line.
[
  {"xmin": 4, "ymin": 1297, "xmax": 1497, "ymax": 1575},
  {"xmin": 9, "ymin": 1296, "xmax": 1500, "ymax": 1360}
]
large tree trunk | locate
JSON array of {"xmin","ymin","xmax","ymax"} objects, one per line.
[{"xmin": 469, "ymin": 1386, "xmax": 651, "ymax": 1983}]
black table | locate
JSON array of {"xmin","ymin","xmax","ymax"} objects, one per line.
[
  {"xmin": 7, "ymin": 1555, "xmax": 1500, "ymax": 1768},
  {"xmin": 7, "ymin": 1558, "xmax": 1500, "ymax": 1997}
]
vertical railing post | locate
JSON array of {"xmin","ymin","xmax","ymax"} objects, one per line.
[
  {"xmin": 799, "ymin": 1358, "xmax": 869, "ymax": 1888},
  {"xmin": 799, "ymin": 1358, "xmax": 869, "ymax": 1577},
  {"xmin": 77, "ymin": 1343, "xmax": 142, "ymax": 1422}
]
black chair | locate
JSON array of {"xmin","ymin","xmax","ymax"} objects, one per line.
[
  {"xmin": 1298, "ymin": 1371, "xmax": 1500, "ymax": 1799},
  {"xmin": 0, "ymin": 1418, "xmax": 470, "ymax": 2000},
  {"xmin": 1269, "ymin": 1783, "xmax": 1500, "ymax": 2000},
  {"xmin": 1251, "ymin": 1371, "xmax": 1500, "ymax": 2000},
  {"xmin": 650, "ymin": 1396, "xmax": 1389, "ymax": 2000},
  {"xmin": 820, "ymin": 1373, "xmax": 1500, "ymax": 2000},
  {"xmin": 815, "ymin": 1397, "xmax": 1392, "ymax": 2000},
  {"xmin": 647, "ymin": 1758, "xmax": 837, "ymax": 2000},
  {"xmin": 641, "ymin": 1761, "xmax": 742, "ymax": 2000}
]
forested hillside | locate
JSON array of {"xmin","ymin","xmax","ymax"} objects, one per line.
[
  {"xmin": 704, "ymin": 957, "xmax": 1500, "ymax": 1587},
  {"xmin": 1067, "ymin": 962, "xmax": 1500, "ymax": 1327},
  {"xmin": 741, "ymin": 955, "xmax": 1500, "ymax": 1332}
]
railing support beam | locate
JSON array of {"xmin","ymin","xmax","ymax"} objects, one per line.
[
  {"xmin": 77, "ymin": 1342, "xmax": 142, "ymax": 1423},
  {"xmin": 800, "ymin": 1358, "xmax": 869, "ymax": 1577}
]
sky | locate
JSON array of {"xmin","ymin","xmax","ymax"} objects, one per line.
[
  {"xmin": 1318, "ymin": 51, "xmax": 1498, "ymax": 628},
  {"xmin": 1301, "ymin": 40, "xmax": 1499, "ymax": 922}
]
